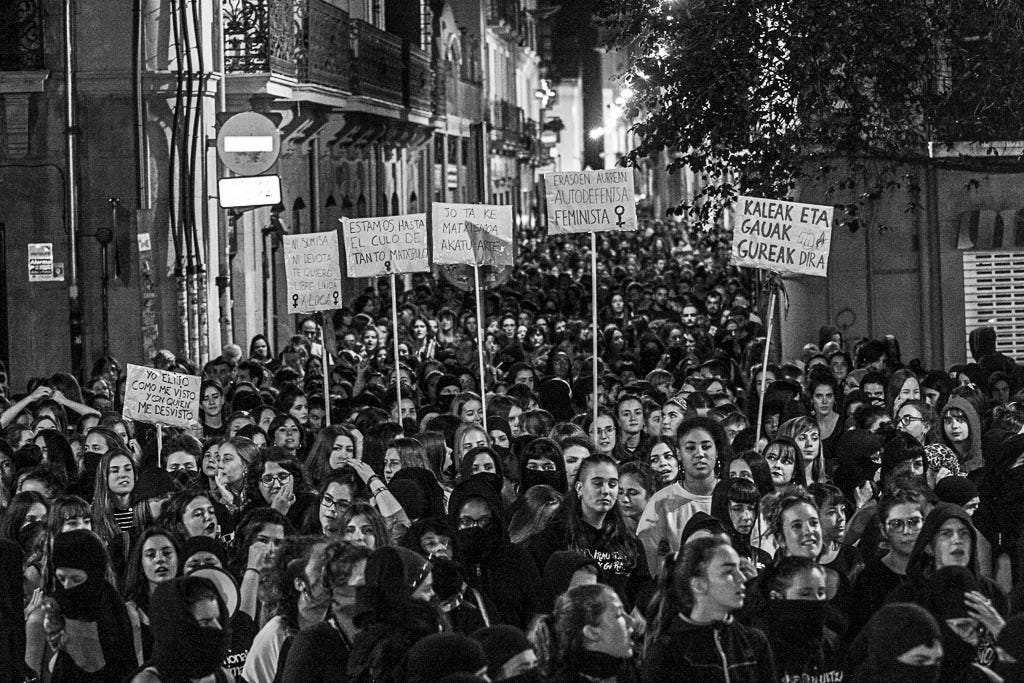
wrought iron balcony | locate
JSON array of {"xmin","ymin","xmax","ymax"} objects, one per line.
[
  {"xmin": 299, "ymin": 0, "xmax": 352, "ymax": 91},
  {"xmin": 351, "ymin": 19, "xmax": 404, "ymax": 106},
  {"xmin": 405, "ymin": 43, "xmax": 432, "ymax": 112},
  {"xmin": 0, "ymin": 0, "xmax": 44, "ymax": 71},
  {"xmin": 223, "ymin": 0, "xmax": 298, "ymax": 78}
]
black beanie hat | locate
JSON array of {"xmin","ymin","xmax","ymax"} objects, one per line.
[
  {"xmin": 924, "ymin": 566, "xmax": 979, "ymax": 620},
  {"xmin": 51, "ymin": 529, "xmax": 108, "ymax": 580},
  {"xmin": 860, "ymin": 603, "xmax": 941, "ymax": 670},
  {"xmin": 181, "ymin": 535, "xmax": 229, "ymax": 569},
  {"xmin": 389, "ymin": 478, "xmax": 429, "ymax": 521},
  {"xmin": 132, "ymin": 467, "xmax": 180, "ymax": 505},
  {"xmin": 933, "ymin": 476, "xmax": 979, "ymax": 508},
  {"xmin": 406, "ymin": 633, "xmax": 488, "ymax": 682},
  {"xmin": 471, "ymin": 625, "xmax": 533, "ymax": 673}
]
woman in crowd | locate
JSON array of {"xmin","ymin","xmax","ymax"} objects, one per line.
[
  {"xmin": 646, "ymin": 437, "xmax": 680, "ymax": 489},
  {"xmin": 643, "ymin": 537, "xmax": 776, "ymax": 681},
  {"xmin": 240, "ymin": 447, "xmax": 317, "ymax": 531},
  {"xmin": 777, "ymin": 417, "xmax": 825, "ymax": 486},
  {"xmin": 123, "ymin": 527, "xmax": 182, "ymax": 661},
  {"xmin": 549, "ymin": 583, "xmax": 638, "ymax": 682}
]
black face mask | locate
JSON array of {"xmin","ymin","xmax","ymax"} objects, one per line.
[
  {"xmin": 766, "ymin": 599, "xmax": 827, "ymax": 647},
  {"xmin": 53, "ymin": 577, "xmax": 106, "ymax": 621},
  {"xmin": 455, "ymin": 526, "xmax": 496, "ymax": 564},
  {"xmin": 521, "ymin": 468, "xmax": 566, "ymax": 494}
]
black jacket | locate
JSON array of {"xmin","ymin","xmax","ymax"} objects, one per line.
[{"xmin": 642, "ymin": 614, "xmax": 776, "ymax": 683}]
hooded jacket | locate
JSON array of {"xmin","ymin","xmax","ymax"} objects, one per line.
[
  {"xmin": 887, "ymin": 503, "xmax": 1007, "ymax": 616},
  {"xmin": 850, "ymin": 603, "xmax": 942, "ymax": 683},
  {"xmin": 449, "ymin": 477, "xmax": 543, "ymax": 629},
  {"xmin": 641, "ymin": 614, "xmax": 776, "ymax": 683},
  {"xmin": 143, "ymin": 576, "xmax": 232, "ymax": 681},
  {"xmin": 940, "ymin": 396, "xmax": 984, "ymax": 473},
  {"xmin": 974, "ymin": 434, "xmax": 1024, "ymax": 577},
  {"xmin": 969, "ymin": 326, "xmax": 1018, "ymax": 379}
]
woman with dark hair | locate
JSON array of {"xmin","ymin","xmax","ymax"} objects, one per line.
[
  {"xmin": 384, "ymin": 437, "xmax": 431, "ymax": 483},
  {"xmin": 339, "ymin": 502, "xmax": 393, "ymax": 550},
  {"xmin": 157, "ymin": 489, "xmax": 220, "ymax": 540},
  {"xmin": 91, "ymin": 449, "xmax": 138, "ymax": 550},
  {"xmin": 887, "ymin": 369, "xmax": 922, "ymax": 418},
  {"xmin": 549, "ymin": 583, "xmax": 638, "ymax": 682},
  {"xmin": 528, "ymin": 454, "xmax": 652, "ymax": 613},
  {"xmin": 459, "ymin": 445, "xmax": 505, "ymax": 481},
  {"xmin": 361, "ymin": 422, "xmax": 403, "ymax": 480},
  {"xmin": 646, "ymin": 437, "xmax": 679, "ymax": 489},
  {"xmin": 520, "ymin": 437, "xmax": 568, "ymax": 495},
  {"xmin": 643, "ymin": 538, "xmax": 775, "ymax": 681},
  {"xmin": 240, "ymin": 447, "xmax": 317, "ymax": 531},
  {"xmin": 33, "ymin": 430, "xmax": 78, "ymax": 484},
  {"xmin": 723, "ymin": 449, "xmax": 774, "ymax": 497},
  {"xmin": 509, "ymin": 484, "xmax": 564, "ymax": 544},
  {"xmin": 243, "ymin": 536, "xmax": 331, "ymax": 683},
  {"xmin": 306, "ymin": 424, "xmax": 359, "ymax": 486},
  {"xmin": 267, "ymin": 414, "xmax": 306, "ymax": 460},
  {"xmin": 275, "ymin": 385, "xmax": 309, "ymax": 427},
  {"xmin": 761, "ymin": 437, "xmax": 807, "ymax": 491},
  {"xmin": 709, "ymin": 477, "xmax": 771, "ymax": 572},
  {"xmin": 199, "ymin": 380, "xmax": 226, "ymax": 439},
  {"xmin": 280, "ymin": 542, "xmax": 373, "ymax": 682},
  {"xmin": 806, "ymin": 372, "xmax": 842, "ymax": 466},
  {"xmin": 248, "ymin": 334, "xmax": 276, "ymax": 367},
  {"xmin": 123, "ymin": 527, "xmax": 183, "ymax": 661}
]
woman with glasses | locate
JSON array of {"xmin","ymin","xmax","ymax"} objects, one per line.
[
  {"xmin": 849, "ymin": 490, "xmax": 925, "ymax": 635},
  {"xmin": 240, "ymin": 447, "xmax": 317, "ymax": 532},
  {"xmin": 448, "ymin": 476, "xmax": 542, "ymax": 629},
  {"xmin": 316, "ymin": 469, "xmax": 361, "ymax": 537}
]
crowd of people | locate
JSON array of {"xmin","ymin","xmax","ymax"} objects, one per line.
[{"xmin": 1, "ymin": 220, "xmax": 1024, "ymax": 682}]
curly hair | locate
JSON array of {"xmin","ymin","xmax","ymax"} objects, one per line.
[{"xmin": 241, "ymin": 447, "xmax": 311, "ymax": 507}]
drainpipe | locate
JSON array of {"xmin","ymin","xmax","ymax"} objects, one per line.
[{"xmin": 64, "ymin": 0, "xmax": 84, "ymax": 379}]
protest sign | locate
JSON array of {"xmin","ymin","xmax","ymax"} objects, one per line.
[
  {"xmin": 340, "ymin": 214, "xmax": 429, "ymax": 277},
  {"xmin": 282, "ymin": 231, "xmax": 344, "ymax": 313},
  {"xmin": 543, "ymin": 169, "xmax": 638, "ymax": 235},
  {"xmin": 731, "ymin": 196, "xmax": 833, "ymax": 277},
  {"xmin": 431, "ymin": 203, "xmax": 514, "ymax": 266},
  {"xmin": 122, "ymin": 363, "xmax": 200, "ymax": 429}
]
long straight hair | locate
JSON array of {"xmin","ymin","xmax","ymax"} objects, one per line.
[
  {"xmin": 565, "ymin": 453, "xmax": 637, "ymax": 566},
  {"xmin": 777, "ymin": 417, "xmax": 825, "ymax": 484},
  {"xmin": 91, "ymin": 449, "xmax": 138, "ymax": 542},
  {"xmin": 646, "ymin": 537, "xmax": 729, "ymax": 651}
]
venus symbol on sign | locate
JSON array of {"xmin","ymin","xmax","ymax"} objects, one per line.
[
  {"xmin": 614, "ymin": 205, "xmax": 625, "ymax": 229},
  {"xmin": 332, "ymin": 291, "xmax": 339, "ymax": 306},
  {"xmin": 292, "ymin": 294, "xmax": 299, "ymax": 309}
]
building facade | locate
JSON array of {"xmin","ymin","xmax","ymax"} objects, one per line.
[{"xmin": 0, "ymin": 0, "xmax": 550, "ymax": 389}]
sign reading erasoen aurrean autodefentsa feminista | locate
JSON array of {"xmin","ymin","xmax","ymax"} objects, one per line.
[
  {"xmin": 544, "ymin": 169, "xmax": 638, "ymax": 234},
  {"xmin": 731, "ymin": 196, "xmax": 833, "ymax": 277}
]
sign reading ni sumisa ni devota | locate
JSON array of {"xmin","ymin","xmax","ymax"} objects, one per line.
[
  {"xmin": 122, "ymin": 364, "xmax": 201, "ymax": 429},
  {"xmin": 282, "ymin": 231, "xmax": 344, "ymax": 313},
  {"xmin": 731, "ymin": 196, "xmax": 833, "ymax": 277},
  {"xmin": 544, "ymin": 169, "xmax": 638, "ymax": 234},
  {"xmin": 341, "ymin": 214, "xmax": 429, "ymax": 277},
  {"xmin": 431, "ymin": 203, "xmax": 514, "ymax": 267}
]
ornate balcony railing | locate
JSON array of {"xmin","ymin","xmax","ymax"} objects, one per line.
[
  {"xmin": 0, "ymin": 0, "xmax": 44, "ymax": 71},
  {"xmin": 298, "ymin": 0, "xmax": 351, "ymax": 91},
  {"xmin": 351, "ymin": 19, "xmax": 404, "ymax": 106},
  {"xmin": 223, "ymin": 0, "xmax": 298, "ymax": 78},
  {"xmin": 405, "ymin": 43, "xmax": 433, "ymax": 112}
]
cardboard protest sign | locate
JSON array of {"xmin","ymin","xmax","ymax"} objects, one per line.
[
  {"xmin": 431, "ymin": 203, "xmax": 513, "ymax": 266},
  {"xmin": 731, "ymin": 196, "xmax": 833, "ymax": 277},
  {"xmin": 340, "ymin": 214, "xmax": 429, "ymax": 277},
  {"xmin": 122, "ymin": 364, "xmax": 200, "ymax": 429},
  {"xmin": 282, "ymin": 231, "xmax": 344, "ymax": 313},
  {"xmin": 544, "ymin": 169, "xmax": 638, "ymax": 234}
]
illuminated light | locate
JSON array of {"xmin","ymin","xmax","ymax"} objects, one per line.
[
  {"xmin": 620, "ymin": 87, "xmax": 634, "ymax": 100},
  {"xmin": 657, "ymin": 46, "xmax": 669, "ymax": 58},
  {"xmin": 588, "ymin": 127, "xmax": 605, "ymax": 140}
]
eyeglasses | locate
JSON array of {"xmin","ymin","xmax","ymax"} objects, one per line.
[
  {"xmin": 320, "ymin": 494, "xmax": 350, "ymax": 511},
  {"xmin": 457, "ymin": 515, "xmax": 494, "ymax": 530},
  {"xmin": 260, "ymin": 472, "xmax": 293, "ymax": 486},
  {"xmin": 886, "ymin": 516, "xmax": 924, "ymax": 533},
  {"xmin": 897, "ymin": 415, "xmax": 924, "ymax": 426}
]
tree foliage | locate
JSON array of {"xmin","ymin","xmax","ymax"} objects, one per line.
[{"xmin": 597, "ymin": 0, "xmax": 1024, "ymax": 229}]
